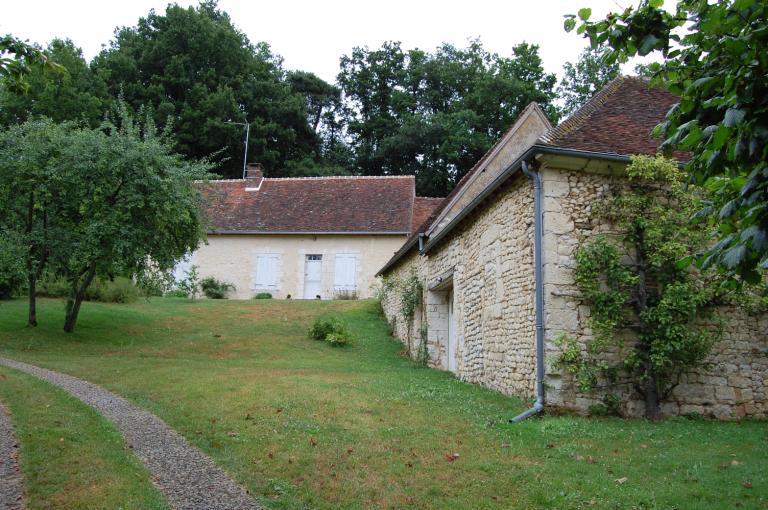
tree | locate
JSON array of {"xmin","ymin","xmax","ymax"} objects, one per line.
[
  {"xmin": 338, "ymin": 40, "xmax": 559, "ymax": 196},
  {"xmin": 0, "ymin": 39, "xmax": 109, "ymax": 127},
  {"xmin": 0, "ymin": 107, "xmax": 211, "ymax": 332},
  {"xmin": 557, "ymin": 46, "xmax": 620, "ymax": 117},
  {"xmin": 91, "ymin": 1, "xmax": 316, "ymax": 178},
  {"xmin": 566, "ymin": 0, "xmax": 768, "ymax": 282},
  {"xmin": 0, "ymin": 119, "xmax": 70, "ymax": 325},
  {"xmin": 555, "ymin": 156, "xmax": 723, "ymax": 419},
  {"xmin": 0, "ymin": 34, "xmax": 62, "ymax": 93}
]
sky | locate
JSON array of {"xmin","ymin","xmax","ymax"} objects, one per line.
[{"xmin": 2, "ymin": 0, "xmax": 647, "ymax": 84}]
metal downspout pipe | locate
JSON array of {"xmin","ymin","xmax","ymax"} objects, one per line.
[{"xmin": 512, "ymin": 160, "xmax": 545, "ymax": 422}]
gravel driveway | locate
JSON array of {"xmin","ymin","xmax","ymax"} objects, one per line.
[
  {"xmin": 0, "ymin": 357, "xmax": 260, "ymax": 510},
  {"xmin": 0, "ymin": 402, "xmax": 23, "ymax": 510}
]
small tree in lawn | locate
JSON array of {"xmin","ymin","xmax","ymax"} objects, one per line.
[
  {"xmin": 0, "ymin": 119, "xmax": 70, "ymax": 325},
  {"xmin": 48, "ymin": 104, "xmax": 212, "ymax": 332},
  {"xmin": 557, "ymin": 155, "xmax": 724, "ymax": 419}
]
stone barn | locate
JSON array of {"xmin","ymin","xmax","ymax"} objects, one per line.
[{"xmin": 377, "ymin": 77, "xmax": 767, "ymax": 419}]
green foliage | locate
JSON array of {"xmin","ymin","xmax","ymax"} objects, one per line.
[
  {"xmin": 200, "ymin": 277, "xmax": 235, "ymax": 299},
  {"xmin": 0, "ymin": 235, "xmax": 25, "ymax": 299},
  {"xmin": 569, "ymin": 0, "xmax": 768, "ymax": 281},
  {"xmin": 37, "ymin": 274, "xmax": 139, "ymax": 303},
  {"xmin": 561, "ymin": 155, "xmax": 725, "ymax": 418},
  {"xmin": 399, "ymin": 270, "xmax": 423, "ymax": 325},
  {"xmin": 174, "ymin": 265, "xmax": 201, "ymax": 299},
  {"xmin": 0, "ymin": 34, "xmax": 63, "ymax": 94},
  {"xmin": 308, "ymin": 316, "xmax": 354, "ymax": 346},
  {"xmin": 557, "ymin": 46, "xmax": 620, "ymax": 118},
  {"xmin": 415, "ymin": 323, "xmax": 430, "ymax": 368},
  {"xmin": 0, "ymin": 39, "xmax": 108, "ymax": 127},
  {"xmin": 91, "ymin": 2, "xmax": 322, "ymax": 179},
  {"xmin": 0, "ymin": 105, "xmax": 212, "ymax": 332},
  {"xmin": 253, "ymin": 292, "xmax": 273, "ymax": 299},
  {"xmin": 338, "ymin": 39, "xmax": 559, "ymax": 196}
]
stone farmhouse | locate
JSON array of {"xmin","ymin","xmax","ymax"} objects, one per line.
[
  {"xmin": 377, "ymin": 77, "xmax": 767, "ymax": 419},
  {"xmin": 179, "ymin": 169, "xmax": 441, "ymax": 300}
]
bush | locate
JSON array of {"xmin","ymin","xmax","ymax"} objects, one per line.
[
  {"xmin": 164, "ymin": 289, "xmax": 189, "ymax": 298},
  {"xmin": 0, "ymin": 237, "xmax": 25, "ymax": 299},
  {"xmin": 37, "ymin": 273, "xmax": 70, "ymax": 298},
  {"xmin": 95, "ymin": 277, "xmax": 140, "ymax": 303},
  {"xmin": 254, "ymin": 292, "xmax": 272, "ymax": 299},
  {"xmin": 308, "ymin": 316, "xmax": 354, "ymax": 347},
  {"xmin": 37, "ymin": 274, "xmax": 139, "ymax": 303},
  {"xmin": 200, "ymin": 276, "xmax": 235, "ymax": 299}
]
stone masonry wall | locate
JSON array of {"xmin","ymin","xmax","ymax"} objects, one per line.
[
  {"xmin": 541, "ymin": 164, "xmax": 768, "ymax": 418},
  {"xmin": 382, "ymin": 173, "xmax": 538, "ymax": 399}
]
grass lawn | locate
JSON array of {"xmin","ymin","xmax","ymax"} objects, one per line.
[
  {"xmin": 0, "ymin": 297, "xmax": 765, "ymax": 509},
  {"xmin": 0, "ymin": 367, "xmax": 168, "ymax": 510}
]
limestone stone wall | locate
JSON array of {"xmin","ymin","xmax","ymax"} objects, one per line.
[
  {"xmin": 381, "ymin": 174, "xmax": 538, "ymax": 398},
  {"xmin": 540, "ymin": 163, "xmax": 768, "ymax": 418}
]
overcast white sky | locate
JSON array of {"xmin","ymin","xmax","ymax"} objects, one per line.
[{"xmin": 3, "ymin": 0, "xmax": 647, "ymax": 84}]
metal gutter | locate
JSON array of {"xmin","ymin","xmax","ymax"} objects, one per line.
[{"xmin": 511, "ymin": 160, "xmax": 545, "ymax": 422}]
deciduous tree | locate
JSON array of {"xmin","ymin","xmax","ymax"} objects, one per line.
[
  {"xmin": 557, "ymin": 46, "xmax": 620, "ymax": 117},
  {"xmin": 566, "ymin": 0, "xmax": 768, "ymax": 281}
]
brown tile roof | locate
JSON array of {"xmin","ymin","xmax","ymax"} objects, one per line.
[
  {"xmin": 199, "ymin": 176, "xmax": 420, "ymax": 234},
  {"xmin": 411, "ymin": 197, "xmax": 444, "ymax": 232},
  {"xmin": 540, "ymin": 76, "xmax": 679, "ymax": 156}
]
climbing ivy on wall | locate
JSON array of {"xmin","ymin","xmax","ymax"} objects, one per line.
[{"xmin": 554, "ymin": 155, "xmax": 729, "ymax": 419}]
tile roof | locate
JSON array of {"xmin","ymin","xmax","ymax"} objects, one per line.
[
  {"xmin": 411, "ymin": 197, "xmax": 444, "ymax": 232},
  {"xmin": 539, "ymin": 76, "xmax": 679, "ymax": 156},
  {"xmin": 198, "ymin": 175, "xmax": 424, "ymax": 234}
]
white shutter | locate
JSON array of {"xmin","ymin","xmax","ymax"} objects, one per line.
[
  {"xmin": 334, "ymin": 254, "xmax": 356, "ymax": 291},
  {"xmin": 254, "ymin": 254, "xmax": 279, "ymax": 289}
]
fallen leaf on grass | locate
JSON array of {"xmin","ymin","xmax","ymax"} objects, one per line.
[
  {"xmin": 406, "ymin": 462, "xmax": 413, "ymax": 468},
  {"xmin": 575, "ymin": 454, "xmax": 585, "ymax": 462},
  {"xmin": 0, "ymin": 373, "xmax": 7, "ymax": 380},
  {"xmin": 639, "ymin": 444, "xmax": 648, "ymax": 449},
  {"xmin": 742, "ymin": 481, "xmax": 752, "ymax": 489},
  {"xmin": 501, "ymin": 443, "xmax": 510, "ymax": 448},
  {"xmin": 546, "ymin": 443, "xmax": 556, "ymax": 449},
  {"xmin": 309, "ymin": 437, "xmax": 317, "ymax": 447},
  {"xmin": 586, "ymin": 456, "xmax": 596, "ymax": 464},
  {"xmin": 347, "ymin": 447, "xmax": 354, "ymax": 454},
  {"xmin": 444, "ymin": 453, "xmax": 460, "ymax": 462},
  {"xmin": 731, "ymin": 460, "xmax": 741, "ymax": 466},
  {"xmin": 226, "ymin": 431, "xmax": 239, "ymax": 437},
  {"xmin": 267, "ymin": 452, "xmax": 274, "ymax": 459},
  {"xmin": 614, "ymin": 477, "xmax": 628, "ymax": 485}
]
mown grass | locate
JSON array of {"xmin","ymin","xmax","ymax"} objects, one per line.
[
  {"xmin": 0, "ymin": 297, "xmax": 766, "ymax": 509},
  {"xmin": 0, "ymin": 367, "xmax": 168, "ymax": 510}
]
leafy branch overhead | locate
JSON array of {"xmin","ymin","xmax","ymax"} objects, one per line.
[{"xmin": 566, "ymin": 0, "xmax": 768, "ymax": 281}]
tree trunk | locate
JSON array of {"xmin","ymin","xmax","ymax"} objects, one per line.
[
  {"xmin": 643, "ymin": 359, "xmax": 661, "ymax": 420},
  {"xmin": 27, "ymin": 272, "xmax": 37, "ymax": 327},
  {"xmin": 633, "ymin": 230, "xmax": 661, "ymax": 419},
  {"xmin": 63, "ymin": 266, "xmax": 97, "ymax": 333}
]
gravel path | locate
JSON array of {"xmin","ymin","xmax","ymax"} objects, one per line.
[
  {"xmin": 0, "ymin": 402, "xmax": 24, "ymax": 510},
  {"xmin": 0, "ymin": 357, "xmax": 260, "ymax": 510}
]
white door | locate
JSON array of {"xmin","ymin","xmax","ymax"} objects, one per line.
[
  {"xmin": 304, "ymin": 255, "xmax": 323, "ymax": 299},
  {"xmin": 334, "ymin": 254, "xmax": 357, "ymax": 294},
  {"xmin": 447, "ymin": 290, "xmax": 457, "ymax": 373}
]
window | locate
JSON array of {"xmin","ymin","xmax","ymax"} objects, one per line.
[
  {"xmin": 334, "ymin": 254, "xmax": 357, "ymax": 292},
  {"xmin": 307, "ymin": 254, "xmax": 322, "ymax": 261},
  {"xmin": 254, "ymin": 253, "xmax": 280, "ymax": 290}
]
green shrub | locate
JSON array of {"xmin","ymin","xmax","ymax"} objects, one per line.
[
  {"xmin": 37, "ymin": 273, "xmax": 70, "ymax": 298},
  {"xmin": 200, "ymin": 276, "xmax": 235, "ymax": 299},
  {"xmin": 308, "ymin": 316, "xmax": 354, "ymax": 346},
  {"xmin": 325, "ymin": 330, "xmax": 353, "ymax": 347},
  {"xmin": 0, "ymin": 237, "xmax": 25, "ymax": 299},
  {"xmin": 254, "ymin": 292, "xmax": 272, "ymax": 299},
  {"xmin": 164, "ymin": 289, "xmax": 189, "ymax": 298},
  {"xmin": 96, "ymin": 277, "xmax": 140, "ymax": 303},
  {"xmin": 37, "ymin": 274, "xmax": 139, "ymax": 303}
]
